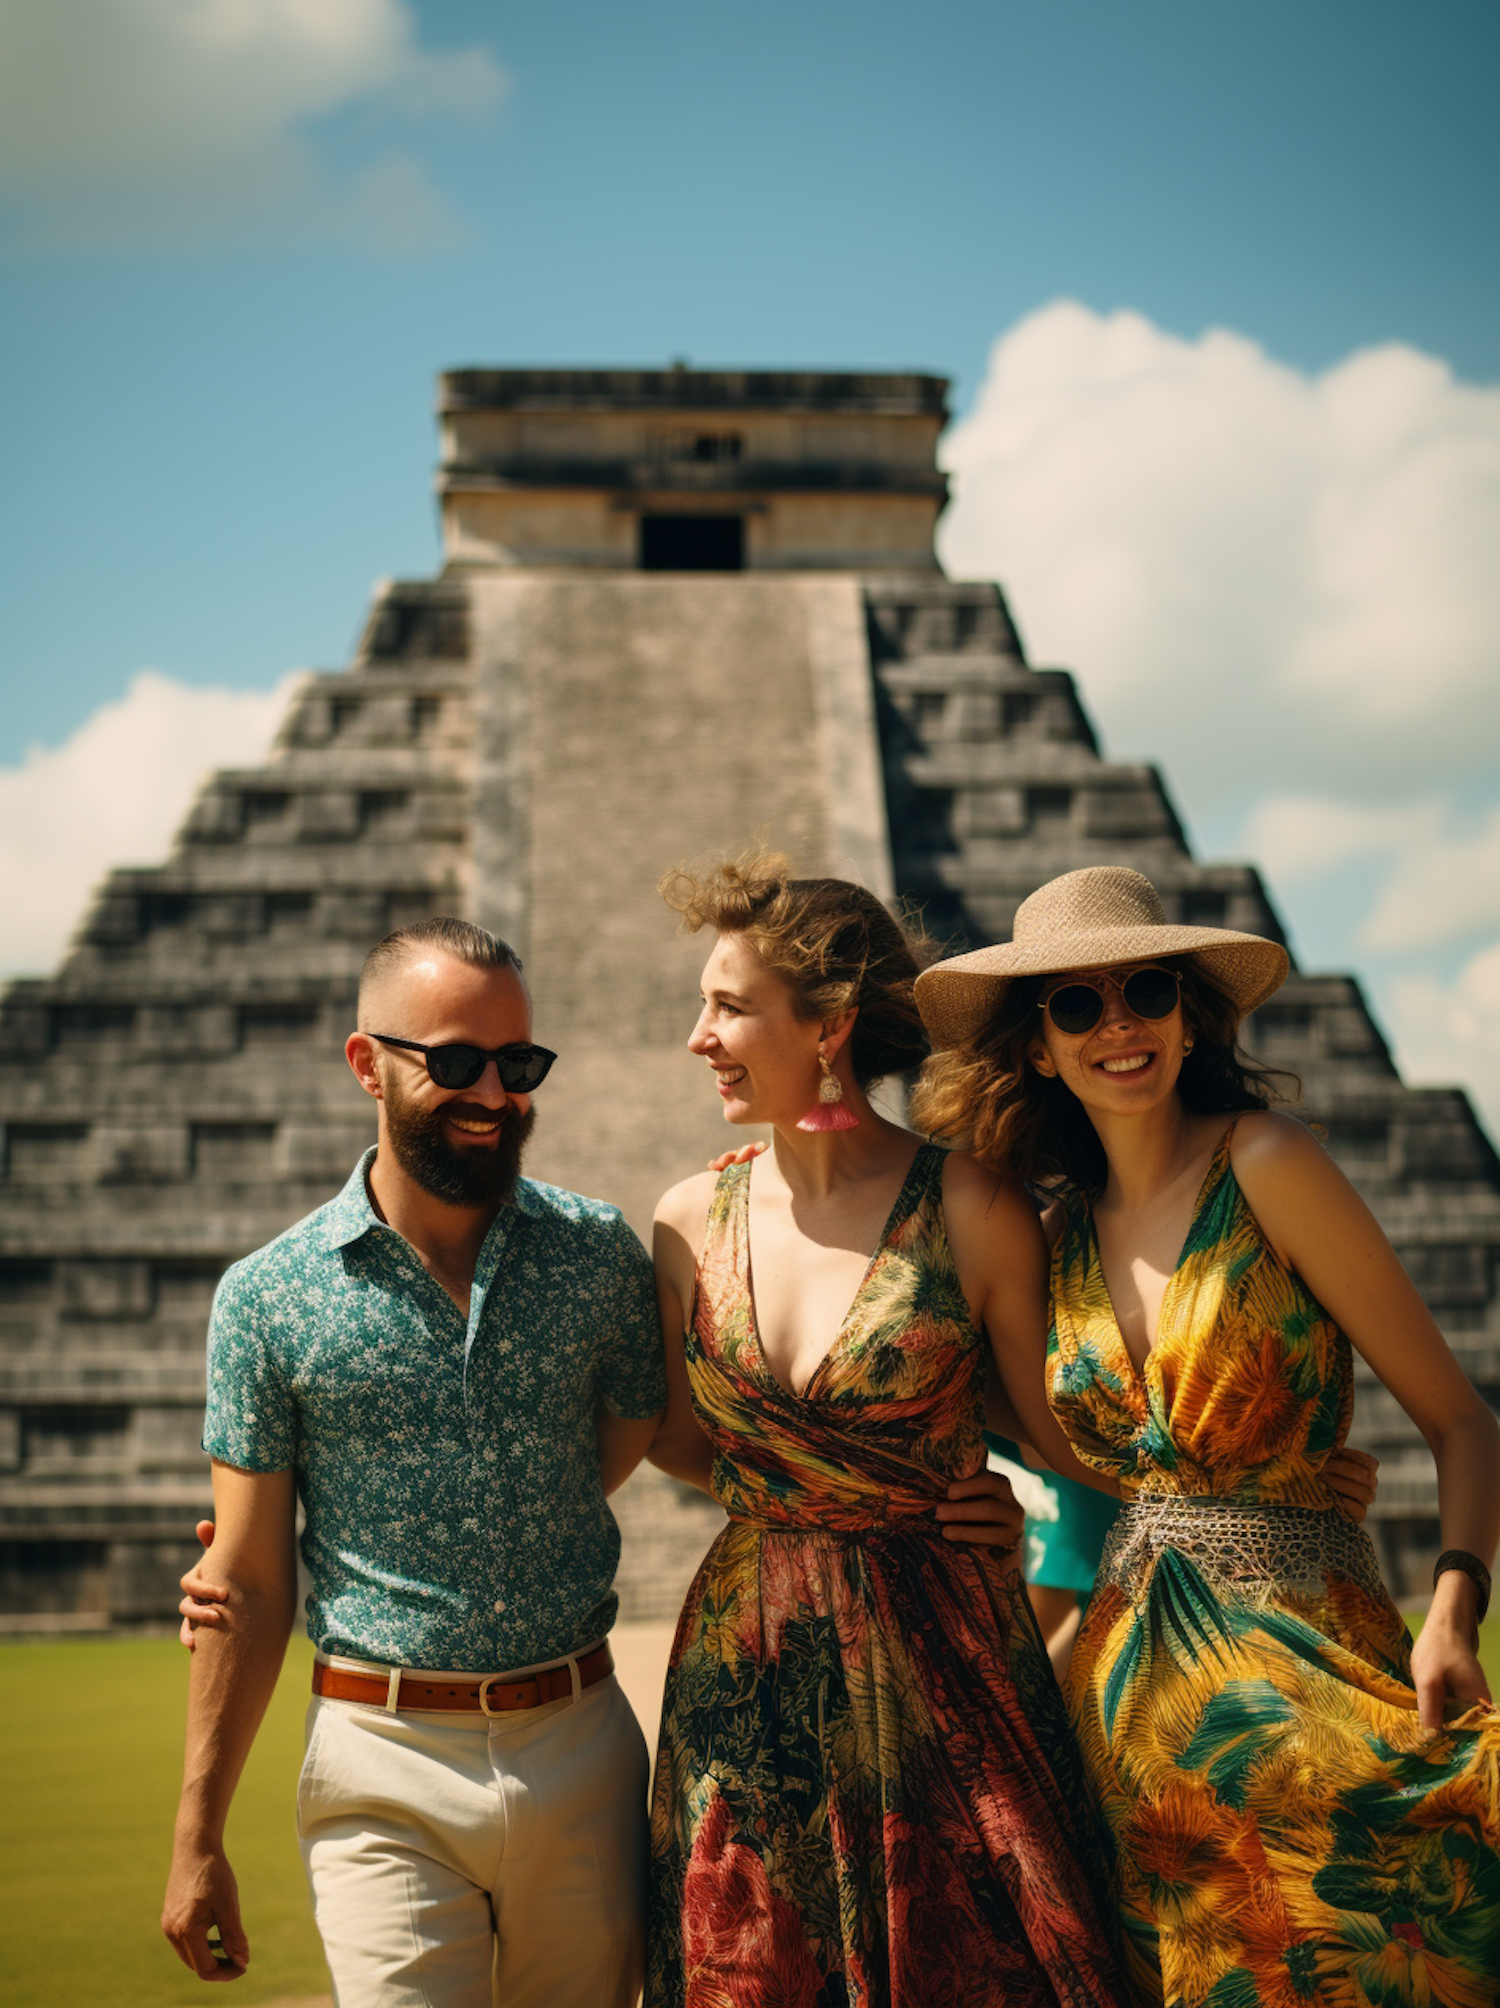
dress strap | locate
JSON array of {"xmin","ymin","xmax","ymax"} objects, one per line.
[
  {"xmin": 903, "ymin": 1139, "xmax": 946, "ymax": 1211},
  {"xmin": 692, "ymin": 1160, "xmax": 754, "ymax": 1332},
  {"xmin": 1191, "ymin": 1120, "xmax": 1243, "ymax": 1232}
]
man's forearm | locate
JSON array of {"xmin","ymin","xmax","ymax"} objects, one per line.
[
  {"xmin": 646, "ymin": 1426, "xmax": 716, "ymax": 1494},
  {"xmin": 163, "ymin": 1462, "xmax": 298, "ymax": 1979},
  {"xmin": 597, "ymin": 1409, "xmax": 665, "ymax": 1497},
  {"xmin": 174, "ymin": 1580, "xmax": 296, "ymax": 1846}
]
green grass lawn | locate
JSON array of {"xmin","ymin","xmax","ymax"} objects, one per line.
[{"xmin": 0, "ymin": 1634, "xmax": 329, "ymax": 2008}]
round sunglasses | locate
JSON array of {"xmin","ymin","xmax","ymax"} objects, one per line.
[
  {"xmin": 1038, "ymin": 966, "xmax": 1182, "ymax": 1036},
  {"xmin": 369, "ymin": 1033, "xmax": 558, "ymax": 1093}
]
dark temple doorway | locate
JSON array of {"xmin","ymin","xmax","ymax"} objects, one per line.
[{"xmin": 638, "ymin": 515, "xmax": 745, "ymax": 571}]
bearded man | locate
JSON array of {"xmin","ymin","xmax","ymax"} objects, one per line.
[{"xmin": 161, "ymin": 918, "xmax": 666, "ymax": 2008}]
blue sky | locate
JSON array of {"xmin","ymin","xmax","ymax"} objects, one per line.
[
  {"xmin": 3, "ymin": 0, "xmax": 1495, "ymax": 756},
  {"xmin": 1, "ymin": 0, "xmax": 1498, "ymax": 1122}
]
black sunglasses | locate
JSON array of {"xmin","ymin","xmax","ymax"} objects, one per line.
[
  {"xmin": 369, "ymin": 1034, "xmax": 558, "ymax": 1093},
  {"xmin": 1039, "ymin": 966, "xmax": 1182, "ymax": 1036}
]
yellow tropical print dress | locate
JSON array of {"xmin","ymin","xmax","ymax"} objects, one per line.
[{"xmin": 1048, "ymin": 1124, "xmax": 1500, "ymax": 2008}]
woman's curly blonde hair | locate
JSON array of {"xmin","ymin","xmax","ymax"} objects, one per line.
[{"xmin": 659, "ymin": 847, "xmax": 934, "ymax": 1087}]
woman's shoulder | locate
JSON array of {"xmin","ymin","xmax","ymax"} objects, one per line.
[
  {"xmin": 938, "ymin": 1146, "xmax": 1045, "ymax": 1236},
  {"xmin": 1226, "ymin": 1108, "xmax": 1327, "ymax": 1180},
  {"xmin": 654, "ymin": 1167, "xmax": 721, "ymax": 1236}
]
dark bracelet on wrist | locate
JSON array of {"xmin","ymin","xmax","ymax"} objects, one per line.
[{"xmin": 1432, "ymin": 1549, "xmax": 1492, "ymax": 1625}]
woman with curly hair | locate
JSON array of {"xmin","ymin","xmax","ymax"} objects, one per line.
[
  {"xmin": 912, "ymin": 863, "xmax": 1500, "ymax": 2008},
  {"xmin": 644, "ymin": 850, "xmax": 1128, "ymax": 2007}
]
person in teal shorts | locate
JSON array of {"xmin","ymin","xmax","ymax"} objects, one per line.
[{"xmin": 984, "ymin": 1433, "xmax": 1121, "ymax": 1674}]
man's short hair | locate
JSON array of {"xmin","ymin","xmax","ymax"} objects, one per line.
[{"xmin": 360, "ymin": 918, "xmax": 523, "ymax": 1002}]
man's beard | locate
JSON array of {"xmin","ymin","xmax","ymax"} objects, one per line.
[{"xmin": 383, "ymin": 1077, "xmax": 537, "ymax": 1208}]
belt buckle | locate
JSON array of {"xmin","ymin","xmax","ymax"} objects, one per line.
[{"xmin": 478, "ymin": 1673, "xmax": 540, "ymax": 1715}]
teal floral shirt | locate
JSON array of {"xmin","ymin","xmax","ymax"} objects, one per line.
[{"xmin": 203, "ymin": 1149, "xmax": 666, "ymax": 1672}]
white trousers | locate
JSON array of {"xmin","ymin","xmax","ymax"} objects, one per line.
[{"xmin": 296, "ymin": 1672, "xmax": 649, "ymax": 2008}]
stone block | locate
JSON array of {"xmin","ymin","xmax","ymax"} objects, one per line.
[
  {"xmin": 183, "ymin": 788, "xmax": 245, "ymax": 844},
  {"xmin": 296, "ymin": 791, "xmax": 361, "ymax": 842},
  {"xmin": 56, "ymin": 1263, "xmax": 155, "ymax": 1321},
  {"xmin": 95, "ymin": 1126, "xmax": 191, "ymax": 1185},
  {"xmin": 5, "ymin": 1123, "xmax": 91, "ymax": 1183}
]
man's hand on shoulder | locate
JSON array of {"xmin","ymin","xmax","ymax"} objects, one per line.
[{"xmin": 705, "ymin": 1140, "xmax": 765, "ymax": 1172}]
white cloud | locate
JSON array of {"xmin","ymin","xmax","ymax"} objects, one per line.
[
  {"xmin": 1239, "ymin": 794, "xmax": 1500, "ymax": 954},
  {"xmin": 1359, "ymin": 805, "xmax": 1500, "ymax": 953},
  {"xmin": 940, "ymin": 303, "xmax": 1500, "ymax": 817},
  {"xmin": 941, "ymin": 302, "xmax": 1500, "ymax": 1140},
  {"xmin": 0, "ymin": 670, "xmax": 297, "ymax": 976},
  {"xmin": 1238, "ymin": 796, "xmax": 1440, "ymax": 889},
  {"xmin": 0, "ymin": 0, "xmax": 506, "ymax": 249},
  {"xmin": 1385, "ymin": 944, "xmax": 1500, "ymax": 1141}
]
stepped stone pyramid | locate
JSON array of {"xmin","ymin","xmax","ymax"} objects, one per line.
[{"xmin": 2, "ymin": 367, "xmax": 1496, "ymax": 1633}]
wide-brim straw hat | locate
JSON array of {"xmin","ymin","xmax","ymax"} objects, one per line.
[{"xmin": 914, "ymin": 866, "xmax": 1289, "ymax": 1051}]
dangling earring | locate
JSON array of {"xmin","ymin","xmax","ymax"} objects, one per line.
[
  {"xmin": 1182, "ymin": 1037, "xmax": 1195, "ymax": 1055},
  {"xmin": 796, "ymin": 1046, "xmax": 860, "ymax": 1132}
]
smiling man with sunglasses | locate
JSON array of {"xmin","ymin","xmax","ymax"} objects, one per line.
[{"xmin": 162, "ymin": 918, "xmax": 666, "ymax": 2008}]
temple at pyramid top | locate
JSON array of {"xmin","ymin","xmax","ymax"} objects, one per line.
[{"xmin": 436, "ymin": 366, "xmax": 951, "ymax": 571}]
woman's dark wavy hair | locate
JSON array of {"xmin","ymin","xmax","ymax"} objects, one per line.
[
  {"xmin": 659, "ymin": 847, "xmax": 934, "ymax": 1087},
  {"xmin": 909, "ymin": 957, "xmax": 1297, "ymax": 1193}
]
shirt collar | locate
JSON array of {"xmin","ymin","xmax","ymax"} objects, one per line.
[{"xmin": 322, "ymin": 1147, "xmax": 548, "ymax": 1250}]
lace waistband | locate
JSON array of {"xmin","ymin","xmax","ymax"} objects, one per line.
[{"xmin": 1099, "ymin": 1494, "xmax": 1387, "ymax": 1603}]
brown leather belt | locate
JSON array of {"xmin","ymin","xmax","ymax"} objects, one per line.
[{"xmin": 313, "ymin": 1642, "xmax": 613, "ymax": 1715}]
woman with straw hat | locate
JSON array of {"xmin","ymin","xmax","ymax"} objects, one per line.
[{"xmin": 912, "ymin": 864, "xmax": 1500, "ymax": 2007}]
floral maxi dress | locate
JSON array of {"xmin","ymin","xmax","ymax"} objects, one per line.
[
  {"xmin": 1048, "ymin": 1126, "xmax": 1500, "ymax": 2008},
  {"xmin": 647, "ymin": 1146, "xmax": 1126, "ymax": 2008}
]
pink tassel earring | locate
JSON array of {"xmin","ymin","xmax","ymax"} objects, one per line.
[{"xmin": 796, "ymin": 1047, "xmax": 860, "ymax": 1132}]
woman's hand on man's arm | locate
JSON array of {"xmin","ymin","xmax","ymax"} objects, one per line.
[{"xmin": 179, "ymin": 1519, "xmax": 225, "ymax": 1649}]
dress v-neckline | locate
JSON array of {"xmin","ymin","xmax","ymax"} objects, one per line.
[
  {"xmin": 1086, "ymin": 1125, "xmax": 1235, "ymax": 1383},
  {"xmin": 742, "ymin": 1144, "xmax": 931, "ymax": 1403}
]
